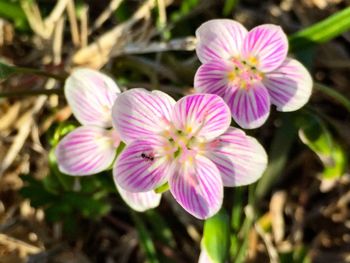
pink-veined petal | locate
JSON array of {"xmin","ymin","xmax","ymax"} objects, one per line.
[
  {"xmin": 169, "ymin": 155, "xmax": 223, "ymax": 219},
  {"xmin": 112, "ymin": 88, "xmax": 176, "ymax": 143},
  {"xmin": 65, "ymin": 68, "xmax": 120, "ymax": 127},
  {"xmin": 196, "ymin": 19, "xmax": 248, "ymax": 63},
  {"xmin": 55, "ymin": 126, "xmax": 117, "ymax": 176},
  {"xmin": 113, "ymin": 138, "xmax": 173, "ymax": 192},
  {"xmin": 242, "ymin": 25, "xmax": 288, "ymax": 72},
  {"xmin": 116, "ymin": 185, "xmax": 161, "ymax": 212},
  {"xmin": 205, "ymin": 127, "xmax": 267, "ymax": 187},
  {"xmin": 224, "ymin": 82, "xmax": 270, "ymax": 129},
  {"xmin": 264, "ymin": 58, "xmax": 313, "ymax": 111},
  {"xmin": 172, "ymin": 94, "xmax": 231, "ymax": 141},
  {"xmin": 194, "ymin": 60, "xmax": 233, "ymax": 98}
]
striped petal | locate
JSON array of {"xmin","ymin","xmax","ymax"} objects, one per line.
[
  {"xmin": 205, "ymin": 127, "xmax": 267, "ymax": 187},
  {"xmin": 65, "ymin": 68, "xmax": 120, "ymax": 127},
  {"xmin": 242, "ymin": 25, "xmax": 288, "ymax": 72},
  {"xmin": 113, "ymin": 138, "xmax": 173, "ymax": 192},
  {"xmin": 55, "ymin": 126, "xmax": 117, "ymax": 176},
  {"xmin": 224, "ymin": 82, "xmax": 270, "ymax": 129},
  {"xmin": 194, "ymin": 60, "xmax": 233, "ymax": 98},
  {"xmin": 196, "ymin": 19, "xmax": 248, "ymax": 63},
  {"xmin": 264, "ymin": 58, "xmax": 313, "ymax": 111},
  {"xmin": 172, "ymin": 94, "xmax": 231, "ymax": 141},
  {"xmin": 169, "ymin": 155, "xmax": 223, "ymax": 219},
  {"xmin": 116, "ymin": 185, "xmax": 161, "ymax": 212},
  {"xmin": 112, "ymin": 89, "xmax": 176, "ymax": 144}
]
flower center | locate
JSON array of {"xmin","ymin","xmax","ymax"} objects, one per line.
[
  {"xmin": 227, "ymin": 57, "xmax": 264, "ymax": 89},
  {"xmin": 161, "ymin": 126, "xmax": 204, "ymax": 163}
]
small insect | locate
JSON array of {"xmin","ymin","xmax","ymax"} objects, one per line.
[{"xmin": 141, "ymin": 153, "xmax": 154, "ymax": 161}]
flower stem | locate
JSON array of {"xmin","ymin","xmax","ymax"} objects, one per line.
[
  {"xmin": 314, "ymin": 82, "xmax": 350, "ymax": 113},
  {"xmin": 0, "ymin": 88, "xmax": 63, "ymax": 98},
  {"xmin": 155, "ymin": 182, "xmax": 169, "ymax": 193},
  {"xmin": 131, "ymin": 211, "xmax": 160, "ymax": 263},
  {"xmin": 233, "ymin": 184, "xmax": 256, "ymax": 263},
  {"xmin": 14, "ymin": 66, "xmax": 67, "ymax": 81}
]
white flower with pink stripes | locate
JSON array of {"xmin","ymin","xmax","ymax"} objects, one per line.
[
  {"xmin": 112, "ymin": 89, "xmax": 267, "ymax": 219},
  {"xmin": 194, "ymin": 19, "xmax": 313, "ymax": 129},
  {"xmin": 55, "ymin": 69, "xmax": 161, "ymax": 212}
]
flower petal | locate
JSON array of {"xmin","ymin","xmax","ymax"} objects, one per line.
[
  {"xmin": 113, "ymin": 138, "xmax": 173, "ymax": 192},
  {"xmin": 194, "ymin": 60, "xmax": 233, "ymax": 98},
  {"xmin": 116, "ymin": 185, "xmax": 161, "ymax": 212},
  {"xmin": 196, "ymin": 19, "xmax": 248, "ymax": 63},
  {"xmin": 65, "ymin": 68, "xmax": 120, "ymax": 127},
  {"xmin": 169, "ymin": 155, "xmax": 223, "ymax": 219},
  {"xmin": 205, "ymin": 127, "xmax": 267, "ymax": 187},
  {"xmin": 198, "ymin": 249, "xmax": 214, "ymax": 263},
  {"xmin": 112, "ymin": 88, "xmax": 176, "ymax": 144},
  {"xmin": 172, "ymin": 94, "xmax": 231, "ymax": 141},
  {"xmin": 224, "ymin": 82, "xmax": 270, "ymax": 129},
  {"xmin": 55, "ymin": 126, "xmax": 117, "ymax": 176},
  {"xmin": 264, "ymin": 58, "xmax": 313, "ymax": 111},
  {"xmin": 242, "ymin": 25, "xmax": 288, "ymax": 72}
]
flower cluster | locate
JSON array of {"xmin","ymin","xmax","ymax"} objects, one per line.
[
  {"xmin": 55, "ymin": 19, "xmax": 312, "ymax": 219},
  {"xmin": 55, "ymin": 69, "xmax": 161, "ymax": 212}
]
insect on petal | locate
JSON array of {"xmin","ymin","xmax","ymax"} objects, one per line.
[
  {"xmin": 169, "ymin": 155, "xmax": 223, "ymax": 220},
  {"xmin": 113, "ymin": 138, "xmax": 173, "ymax": 192},
  {"xmin": 65, "ymin": 68, "xmax": 120, "ymax": 127},
  {"xmin": 196, "ymin": 19, "xmax": 248, "ymax": 63},
  {"xmin": 242, "ymin": 25, "xmax": 288, "ymax": 72},
  {"xmin": 264, "ymin": 58, "xmax": 313, "ymax": 111},
  {"xmin": 55, "ymin": 126, "xmax": 117, "ymax": 176},
  {"xmin": 205, "ymin": 127, "xmax": 267, "ymax": 187}
]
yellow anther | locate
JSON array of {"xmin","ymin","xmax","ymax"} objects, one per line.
[
  {"xmin": 248, "ymin": 56, "xmax": 258, "ymax": 66},
  {"xmin": 227, "ymin": 71, "xmax": 236, "ymax": 82},
  {"xmin": 185, "ymin": 126, "xmax": 193, "ymax": 134}
]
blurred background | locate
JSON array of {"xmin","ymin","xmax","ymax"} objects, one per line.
[{"xmin": 0, "ymin": 0, "xmax": 349, "ymax": 262}]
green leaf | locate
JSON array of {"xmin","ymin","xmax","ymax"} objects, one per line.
[
  {"xmin": 202, "ymin": 210, "xmax": 230, "ymax": 263},
  {"xmin": 289, "ymin": 7, "xmax": 350, "ymax": 52},
  {"xmin": 298, "ymin": 113, "xmax": 347, "ymax": 179},
  {"xmin": 322, "ymin": 144, "xmax": 347, "ymax": 179},
  {"xmin": 132, "ymin": 212, "xmax": 160, "ymax": 263},
  {"xmin": 48, "ymin": 148, "xmax": 75, "ymax": 191},
  {"xmin": 223, "ymin": 0, "xmax": 238, "ymax": 16},
  {"xmin": 0, "ymin": 0, "xmax": 28, "ymax": 30},
  {"xmin": 255, "ymin": 113, "xmax": 297, "ymax": 199},
  {"xmin": 146, "ymin": 210, "xmax": 176, "ymax": 248},
  {"xmin": 0, "ymin": 62, "xmax": 17, "ymax": 80},
  {"xmin": 230, "ymin": 187, "xmax": 244, "ymax": 258}
]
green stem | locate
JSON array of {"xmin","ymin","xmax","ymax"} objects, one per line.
[
  {"xmin": 314, "ymin": 83, "xmax": 350, "ymax": 113},
  {"xmin": 233, "ymin": 185, "xmax": 255, "ymax": 263},
  {"xmin": 255, "ymin": 113, "xmax": 297, "ymax": 200},
  {"xmin": 155, "ymin": 182, "xmax": 169, "ymax": 193},
  {"xmin": 230, "ymin": 187, "xmax": 244, "ymax": 259},
  {"xmin": 289, "ymin": 7, "xmax": 350, "ymax": 52},
  {"xmin": 0, "ymin": 88, "xmax": 63, "ymax": 98},
  {"xmin": 14, "ymin": 66, "xmax": 67, "ymax": 81},
  {"xmin": 132, "ymin": 212, "xmax": 160, "ymax": 263}
]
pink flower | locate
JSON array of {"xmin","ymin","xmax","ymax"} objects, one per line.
[
  {"xmin": 112, "ymin": 89, "xmax": 267, "ymax": 219},
  {"xmin": 55, "ymin": 69, "xmax": 161, "ymax": 212},
  {"xmin": 194, "ymin": 19, "xmax": 313, "ymax": 129}
]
